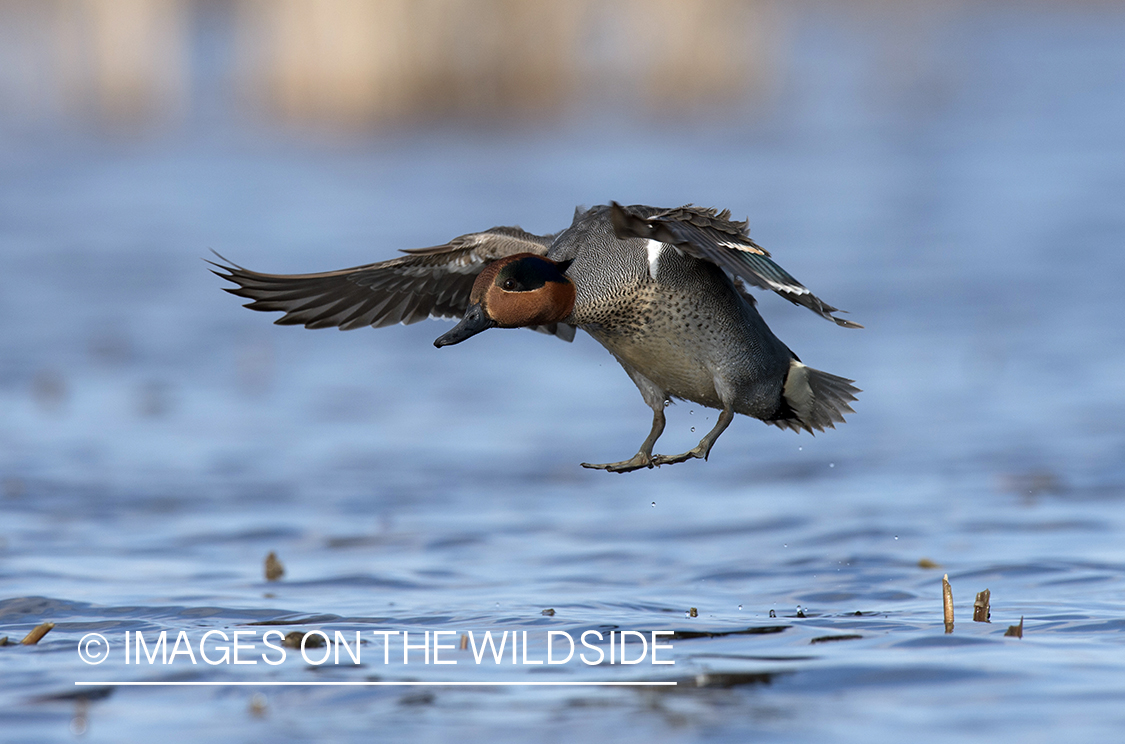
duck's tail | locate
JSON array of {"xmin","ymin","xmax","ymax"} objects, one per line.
[{"xmin": 768, "ymin": 360, "xmax": 860, "ymax": 434}]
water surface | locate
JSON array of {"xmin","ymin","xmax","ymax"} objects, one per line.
[{"xmin": 2, "ymin": 5, "xmax": 1125, "ymax": 742}]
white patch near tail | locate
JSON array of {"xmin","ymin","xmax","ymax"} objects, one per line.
[{"xmin": 782, "ymin": 360, "xmax": 814, "ymax": 421}]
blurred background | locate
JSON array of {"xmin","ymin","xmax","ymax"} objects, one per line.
[
  {"xmin": 1, "ymin": 0, "xmax": 1122, "ymax": 494},
  {"xmin": 2, "ymin": 1, "xmax": 1125, "ymax": 742},
  {"xmin": 0, "ymin": 0, "xmax": 775, "ymax": 131}
]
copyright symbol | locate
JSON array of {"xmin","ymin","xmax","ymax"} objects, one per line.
[{"xmin": 77, "ymin": 633, "xmax": 110, "ymax": 665}]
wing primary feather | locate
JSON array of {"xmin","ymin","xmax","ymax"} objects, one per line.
[{"xmin": 209, "ymin": 225, "xmax": 571, "ymax": 340}]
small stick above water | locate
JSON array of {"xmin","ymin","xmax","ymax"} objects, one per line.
[
  {"xmin": 265, "ymin": 551, "xmax": 285, "ymax": 582},
  {"xmin": 942, "ymin": 574, "xmax": 954, "ymax": 634},
  {"xmin": 973, "ymin": 589, "xmax": 991, "ymax": 623},
  {"xmin": 20, "ymin": 622, "xmax": 54, "ymax": 645}
]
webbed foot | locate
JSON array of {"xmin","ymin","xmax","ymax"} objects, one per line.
[
  {"xmin": 581, "ymin": 452, "xmax": 656, "ymax": 473},
  {"xmin": 651, "ymin": 447, "xmax": 709, "ymax": 467}
]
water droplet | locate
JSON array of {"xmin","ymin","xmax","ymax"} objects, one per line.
[
  {"xmin": 829, "ymin": 462, "xmax": 835, "ymax": 468},
  {"xmin": 783, "ymin": 543, "xmax": 788, "ymax": 548},
  {"xmin": 798, "ymin": 446, "xmax": 803, "ymax": 451},
  {"xmin": 690, "ymin": 427, "xmax": 696, "ymax": 433},
  {"xmin": 769, "ymin": 609, "xmax": 776, "ymax": 618},
  {"xmin": 663, "ymin": 400, "xmax": 670, "ymax": 408},
  {"xmin": 738, "ymin": 604, "xmax": 743, "ymax": 611},
  {"xmin": 651, "ymin": 501, "xmax": 656, "ymax": 508},
  {"xmin": 894, "ymin": 535, "xmax": 899, "ymax": 540},
  {"xmin": 689, "ymin": 410, "xmax": 694, "ymax": 415}
]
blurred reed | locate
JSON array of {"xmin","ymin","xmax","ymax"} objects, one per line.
[
  {"xmin": 0, "ymin": 0, "xmax": 773, "ymax": 131},
  {"xmin": 0, "ymin": 0, "xmax": 188, "ymax": 127}
]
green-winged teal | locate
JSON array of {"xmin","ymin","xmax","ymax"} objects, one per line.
[{"xmin": 214, "ymin": 202, "xmax": 860, "ymax": 472}]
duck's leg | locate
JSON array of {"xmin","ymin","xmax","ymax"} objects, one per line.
[
  {"xmin": 582, "ymin": 366, "xmax": 667, "ymax": 473},
  {"xmin": 581, "ymin": 405, "xmax": 666, "ymax": 473},
  {"xmin": 652, "ymin": 407, "xmax": 734, "ymax": 467}
]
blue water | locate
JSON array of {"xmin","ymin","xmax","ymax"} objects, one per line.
[{"xmin": 3, "ymin": 4, "xmax": 1125, "ymax": 742}]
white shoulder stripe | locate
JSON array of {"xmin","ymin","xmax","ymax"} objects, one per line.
[{"xmin": 646, "ymin": 239, "xmax": 664, "ymax": 280}]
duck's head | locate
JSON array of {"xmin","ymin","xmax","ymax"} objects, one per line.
[{"xmin": 434, "ymin": 253, "xmax": 575, "ymax": 348}]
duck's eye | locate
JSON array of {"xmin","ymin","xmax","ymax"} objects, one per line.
[{"xmin": 502, "ymin": 278, "xmax": 518, "ymax": 291}]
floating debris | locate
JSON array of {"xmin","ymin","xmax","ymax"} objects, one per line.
[
  {"xmin": 688, "ymin": 607, "xmax": 698, "ymax": 618},
  {"xmin": 541, "ymin": 608, "xmax": 555, "ymax": 616},
  {"xmin": 942, "ymin": 574, "xmax": 954, "ymax": 634},
  {"xmin": 248, "ymin": 692, "xmax": 268, "ymax": 718},
  {"xmin": 265, "ymin": 552, "xmax": 285, "ymax": 582},
  {"xmin": 918, "ymin": 558, "xmax": 941, "ymax": 569},
  {"xmin": 0, "ymin": 636, "xmax": 8, "ymax": 646},
  {"xmin": 1005, "ymin": 617, "xmax": 1024, "ymax": 638},
  {"xmin": 810, "ymin": 634, "xmax": 863, "ymax": 644},
  {"xmin": 21, "ymin": 622, "xmax": 54, "ymax": 645},
  {"xmin": 300, "ymin": 631, "xmax": 326, "ymax": 648},
  {"xmin": 282, "ymin": 630, "xmax": 325, "ymax": 649},
  {"xmin": 973, "ymin": 589, "xmax": 991, "ymax": 623},
  {"xmin": 459, "ymin": 634, "xmax": 468, "ymax": 650}
]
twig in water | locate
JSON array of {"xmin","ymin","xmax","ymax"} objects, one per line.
[
  {"xmin": 21, "ymin": 622, "xmax": 54, "ymax": 645},
  {"xmin": 973, "ymin": 589, "xmax": 991, "ymax": 623},
  {"xmin": 265, "ymin": 551, "xmax": 285, "ymax": 581},
  {"xmin": 942, "ymin": 574, "xmax": 954, "ymax": 633}
]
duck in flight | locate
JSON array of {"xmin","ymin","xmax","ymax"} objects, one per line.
[{"xmin": 213, "ymin": 202, "xmax": 860, "ymax": 472}]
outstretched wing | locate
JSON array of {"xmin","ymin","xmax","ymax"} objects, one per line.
[
  {"xmin": 610, "ymin": 203, "xmax": 861, "ymax": 328},
  {"xmin": 211, "ymin": 226, "xmax": 575, "ymax": 339}
]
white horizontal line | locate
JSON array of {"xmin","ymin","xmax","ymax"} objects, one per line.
[{"xmin": 75, "ymin": 681, "xmax": 676, "ymax": 687}]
